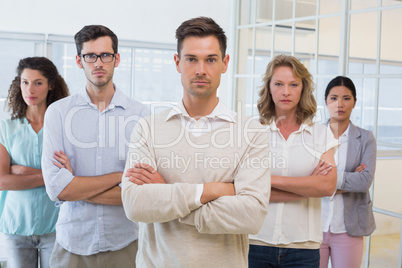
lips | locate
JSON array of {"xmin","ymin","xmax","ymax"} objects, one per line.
[
  {"xmin": 26, "ymin": 96, "xmax": 37, "ymax": 100},
  {"xmin": 92, "ymin": 70, "xmax": 106, "ymax": 76},
  {"xmin": 192, "ymin": 80, "xmax": 209, "ymax": 85},
  {"xmin": 280, "ymin": 99, "xmax": 291, "ymax": 103}
]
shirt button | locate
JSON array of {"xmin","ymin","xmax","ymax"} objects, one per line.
[
  {"xmin": 98, "ymin": 217, "xmax": 102, "ymax": 221},
  {"xmin": 97, "ymin": 156, "xmax": 101, "ymax": 160}
]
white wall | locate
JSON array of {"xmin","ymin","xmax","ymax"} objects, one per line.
[
  {"xmin": 0, "ymin": 0, "xmax": 233, "ymax": 43},
  {"xmin": 0, "ymin": 101, "xmax": 7, "ymax": 120},
  {"xmin": 0, "ymin": 0, "xmax": 235, "ymax": 108}
]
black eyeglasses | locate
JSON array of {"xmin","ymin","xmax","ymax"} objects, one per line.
[{"xmin": 80, "ymin": 53, "xmax": 116, "ymax": 63}]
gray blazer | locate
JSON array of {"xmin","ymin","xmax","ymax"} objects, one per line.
[{"xmin": 339, "ymin": 122, "xmax": 377, "ymax": 236}]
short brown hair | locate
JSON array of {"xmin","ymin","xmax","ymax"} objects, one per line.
[
  {"xmin": 175, "ymin": 17, "xmax": 227, "ymax": 59},
  {"xmin": 6, "ymin": 57, "xmax": 70, "ymax": 120},
  {"xmin": 74, "ymin": 25, "xmax": 118, "ymax": 55},
  {"xmin": 258, "ymin": 54, "xmax": 317, "ymax": 125}
]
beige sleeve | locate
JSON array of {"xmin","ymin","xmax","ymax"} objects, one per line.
[
  {"xmin": 179, "ymin": 122, "xmax": 271, "ymax": 235},
  {"xmin": 121, "ymin": 118, "xmax": 200, "ymax": 223}
]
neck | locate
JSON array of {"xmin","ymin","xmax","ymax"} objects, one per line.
[
  {"xmin": 329, "ymin": 118, "xmax": 350, "ymax": 138},
  {"xmin": 274, "ymin": 110, "xmax": 299, "ymax": 128},
  {"xmin": 182, "ymin": 94, "xmax": 219, "ymax": 120},
  {"xmin": 25, "ymin": 105, "xmax": 46, "ymax": 125},
  {"xmin": 86, "ymin": 83, "xmax": 115, "ymax": 112}
]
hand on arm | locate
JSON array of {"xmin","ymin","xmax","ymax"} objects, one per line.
[
  {"xmin": 0, "ymin": 144, "xmax": 44, "ymax": 190},
  {"xmin": 354, "ymin": 163, "xmax": 367, "ymax": 173},
  {"xmin": 126, "ymin": 163, "xmax": 166, "ymax": 185},
  {"xmin": 200, "ymin": 182, "xmax": 235, "ymax": 204},
  {"xmin": 53, "ymin": 150, "xmax": 74, "ymax": 175},
  {"xmin": 336, "ymin": 163, "xmax": 367, "ymax": 195},
  {"xmin": 311, "ymin": 160, "xmax": 333, "ymax": 176}
]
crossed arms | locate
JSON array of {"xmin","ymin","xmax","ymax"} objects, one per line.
[
  {"xmin": 270, "ymin": 149, "xmax": 338, "ymax": 202},
  {"xmin": 121, "ymin": 119, "xmax": 271, "ymax": 235},
  {"xmin": 0, "ymin": 143, "xmax": 44, "ymax": 190},
  {"xmin": 41, "ymin": 105, "xmax": 123, "ymax": 205}
]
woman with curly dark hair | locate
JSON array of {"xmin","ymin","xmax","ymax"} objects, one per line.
[{"xmin": 0, "ymin": 57, "xmax": 69, "ymax": 268}]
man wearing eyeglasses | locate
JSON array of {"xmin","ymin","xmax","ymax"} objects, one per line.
[{"xmin": 41, "ymin": 25, "xmax": 148, "ymax": 267}]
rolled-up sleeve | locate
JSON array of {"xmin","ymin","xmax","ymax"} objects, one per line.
[{"xmin": 41, "ymin": 103, "xmax": 74, "ymax": 202}]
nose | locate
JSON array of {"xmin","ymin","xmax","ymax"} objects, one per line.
[
  {"xmin": 337, "ymin": 99, "xmax": 344, "ymax": 107},
  {"xmin": 94, "ymin": 56, "xmax": 103, "ymax": 67},
  {"xmin": 282, "ymin": 85, "xmax": 290, "ymax": 96},
  {"xmin": 27, "ymin": 84, "xmax": 35, "ymax": 94},
  {"xmin": 196, "ymin": 62, "xmax": 206, "ymax": 76}
]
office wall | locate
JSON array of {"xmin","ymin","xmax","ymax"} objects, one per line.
[
  {"xmin": 0, "ymin": 0, "xmax": 233, "ymax": 43},
  {"xmin": 0, "ymin": 101, "xmax": 6, "ymax": 120},
  {"xmin": 0, "ymin": 0, "xmax": 235, "ymax": 110}
]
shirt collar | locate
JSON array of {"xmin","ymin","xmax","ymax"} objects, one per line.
[
  {"xmin": 268, "ymin": 120, "xmax": 313, "ymax": 134},
  {"xmin": 341, "ymin": 123, "xmax": 350, "ymax": 138},
  {"xmin": 75, "ymin": 84, "xmax": 128, "ymax": 110},
  {"xmin": 326, "ymin": 121, "xmax": 350, "ymax": 138},
  {"xmin": 166, "ymin": 98, "xmax": 237, "ymax": 123}
]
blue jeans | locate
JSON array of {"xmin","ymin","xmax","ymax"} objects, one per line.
[
  {"xmin": 249, "ymin": 245, "xmax": 320, "ymax": 268},
  {"xmin": 2, "ymin": 233, "xmax": 55, "ymax": 268}
]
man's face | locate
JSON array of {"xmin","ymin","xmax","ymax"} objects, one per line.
[
  {"xmin": 174, "ymin": 36, "xmax": 229, "ymax": 99},
  {"xmin": 76, "ymin": 36, "xmax": 120, "ymax": 89}
]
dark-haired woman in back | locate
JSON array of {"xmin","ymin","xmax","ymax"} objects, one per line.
[{"xmin": 320, "ymin": 76, "xmax": 376, "ymax": 268}]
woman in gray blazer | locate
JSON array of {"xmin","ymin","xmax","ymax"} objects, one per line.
[{"xmin": 319, "ymin": 76, "xmax": 377, "ymax": 268}]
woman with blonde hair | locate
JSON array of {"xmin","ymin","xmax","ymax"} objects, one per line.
[
  {"xmin": 0, "ymin": 57, "xmax": 69, "ymax": 268},
  {"xmin": 249, "ymin": 54, "xmax": 338, "ymax": 267}
]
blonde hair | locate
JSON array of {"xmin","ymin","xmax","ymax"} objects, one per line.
[{"xmin": 257, "ymin": 54, "xmax": 316, "ymax": 125}]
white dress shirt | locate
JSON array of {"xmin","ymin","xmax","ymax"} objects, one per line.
[
  {"xmin": 42, "ymin": 88, "xmax": 149, "ymax": 255},
  {"xmin": 321, "ymin": 123, "xmax": 350, "ymax": 233},
  {"xmin": 250, "ymin": 121, "xmax": 338, "ymax": 248}
]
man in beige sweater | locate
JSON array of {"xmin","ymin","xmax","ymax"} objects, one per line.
[{"xmin": 122, "ymin": 17, "xmax": 271, "ymax": 268}]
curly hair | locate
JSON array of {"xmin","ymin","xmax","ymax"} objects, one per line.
[
  {"xmin": 6, "ymin": 57, "xmax": 70, "ymax": 120},
  {"xmin": 257, "ymin": 54, "xmax": 317, "ymax": 125}
]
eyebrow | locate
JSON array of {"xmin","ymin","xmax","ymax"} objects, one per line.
[
  {"xmin": 21, "ymin": 78, "xmax": 44, "ymax": 82},
  {"xmin": 81, "ymin": 52, "xmax": 114, "ymax": 55},
  {"xmin": 183, "ymin": 54, "xmax": 220, "ymax": 57},
  {"xmin": 329, "ymin": 94, "xmax": 352, "ymax": 97},
  {"xmin": 272, "ymin": 79, "xmax": 300, "ymax": 83}
]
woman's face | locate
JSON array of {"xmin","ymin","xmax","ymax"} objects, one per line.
[
  {"xmin": 269, "ymin": 66, "xmax": 303, "ymax": 116},
  {"xmin": 326, "ymin": 85, "xmax": 356, "ymax": 122},
  {"xmin": 20, "ymin": 68, "xmax": 51, "ymax": 108}
]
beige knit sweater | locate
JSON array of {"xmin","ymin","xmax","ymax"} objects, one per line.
[{"xmin": 122, "ymin": 109, "xmax": 271, "ymax": 268}]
